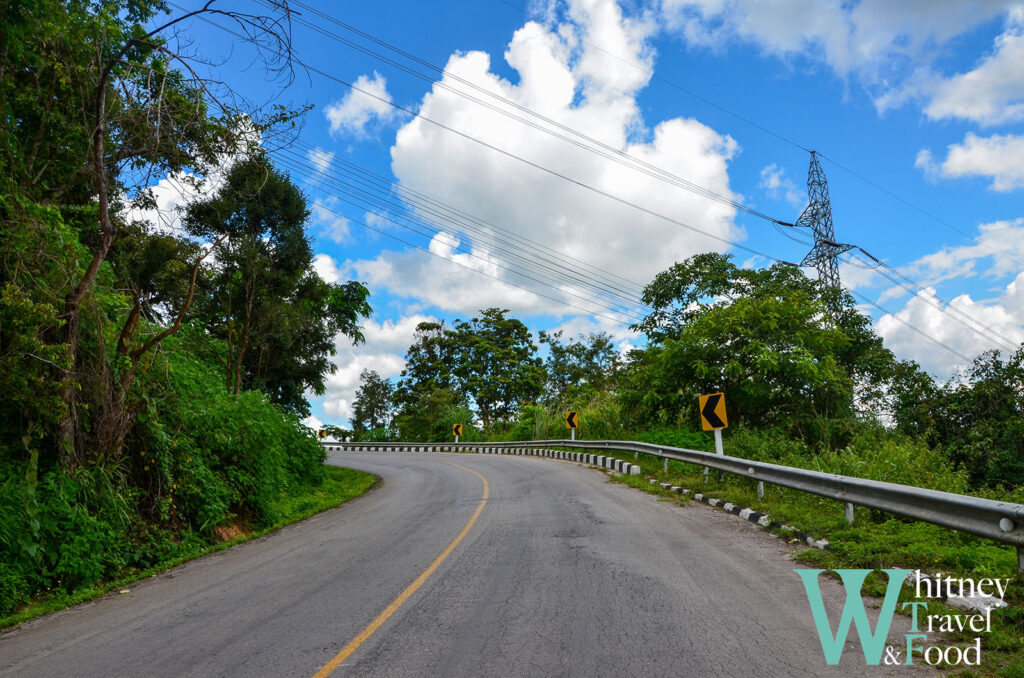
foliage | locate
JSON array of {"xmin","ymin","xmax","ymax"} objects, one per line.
[
  {"xmin": 894, "ymin": 349, "xmax": 1024, "ymax": 489},
  {"xmin": 1, "ymin": 464, "xmax": 375, "ymax": 627},
  {"xmin": 351, "ymin": 369, "xmax": 394, "ymax": 432},
  {"xmin": 621, "ymin": 253, "xmax": 895, "ymax": 449},
  {"xmin": 395, "ymin": 308, "xmax": 543, "ymax": 431},
  {"xmin": 393, "ymin": 387, "xmax": 477, "ymax": 443},
  {"xmin": 185, "ymin": 153, "xmax": 370, "ymax": 416},
  {"xmin": 538, "ymin": 330, "xmax": 621, "ymax": 407},
  {"xmin": 0, "ymin": 2, "xmax": 372, "ymax": 619}
]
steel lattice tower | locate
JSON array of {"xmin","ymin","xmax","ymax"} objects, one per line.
[{"xmin": 797, "ymin": 151, "xmax": 852, "ymax": 290}]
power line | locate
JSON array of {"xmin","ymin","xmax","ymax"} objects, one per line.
[
  {"xmin": 178, "ymin": 7, "xmax": 997, "ymax": 366},
  {"xmin": 848, "ymin": 289, "xmax": 972, "ymax": 363},
  {"xmin": 276, "ymin": 153, "xmax": 649, "ymax": 321},
  {"xmin": 188, "ymin": 7, "xmax": 790, "ymax": 266},
  {"xmin": 282, "ymin": 1, "xmax": 1022, "ymax": 352},
  {"xmin": 276, "ymin": 0, "xmax": 794, "ymax": 228},
  {"xmin": 287, "ymin": 139, "xmax": 648, "ymax": 301},
  {"xmin": 289, "ymin": 169, "xmax": 639, "ymax": 325},
  {"xmin": 278, "ymin": 146, "xmax": 651, "ymax": 314},
  {"xmin": 495, "ymin": 0, "xmax": 1023, "ymax": 275}
]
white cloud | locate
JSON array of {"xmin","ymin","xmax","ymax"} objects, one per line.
[
  {"xmin": 307, "ymin": 146, "xmax": 335, "ymax": 174},
  {"xmin": 870, "ymin": 218, "xmax": 1024, "ymax": 377},
  {"xmin": 659, "ymin": 1, "xmax": 1020, "ymax": 121},
  {"xmin": 924, "ymin": 8, "xmax": 1024, "ymax": 125},
  {"xmin": 758, "ymin": 162, "xmax": 804, "ymax": 207},
  {"xmin": 903, "ymin": 218, "xmax": 1024, "ymax": 283},
  {"xmin": 124, "ymin": 170, "xmax": 224, "ymax": 237},
  {"xmin": 320, "ymin": 313, "xmax": 437, "ymax": 424},
  {"xmin": 324, "ymin": 71, "xmax": 401, "ymax": 138},
  {"xmin": 311, "ymin": 196, "xmax": 351, "ymax": 243},
  {"xmin": 349, "ymin": 233, "xmax": 573, "ymax": 316},
  {"xmin": 917, "ymin": 134, "xmax": 1024, "ymax": 193},
  {"xmin": 660, "ymin": 0, "xmax": 1009, "ymax": 77},
  {"xmin": 301, "ymin": 414, "xmax": 323, "ymax": 431},
  {"xmin": 876, "ymin": 286, "xmax": 1024, "ymax": 377},
  {"xmin": 362, "ymin": 0, "xmax": 743, "ymax": 318},
  {"xmin": 313, "ymin": 252, "xmax": 347, "ymax": 284},
  {"xmin": 542, "ymin": 314, "xmax": 641, "ymax": 356}
]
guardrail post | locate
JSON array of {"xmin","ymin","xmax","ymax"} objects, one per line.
[
  {"xmin": 663, "ymin": 458, "xmax": 668, "ymax": 472},
  {"xmin": 845, "ymin": 502, "xmax": 855, "ymax": 525},
  {"xmin": 1019, "ymin": 547, "xmax": 1024, "ymax": 574},
  {"xmin": 757, "ymin": 481, "xmax": 764, "ymax": 499}
]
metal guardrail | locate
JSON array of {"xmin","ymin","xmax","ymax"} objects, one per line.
[{"xmin": 324, "ymin": 439, "xmax": 1024, "ymax": 561}]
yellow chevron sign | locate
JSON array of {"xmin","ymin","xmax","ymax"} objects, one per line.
[{"xmin": 699, "ymin": 393, "xmax": 727, "ymax": 431}]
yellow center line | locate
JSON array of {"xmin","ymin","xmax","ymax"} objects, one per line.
[{"xmin": 311, "ymin": 460, "xmax": 490, "ymax": 678}]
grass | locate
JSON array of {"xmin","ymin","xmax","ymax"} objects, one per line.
[{"xmin": 0, "ymin": 464, "xmax": 377, "ymax": 630}]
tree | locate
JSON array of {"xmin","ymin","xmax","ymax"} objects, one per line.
[
  {"xmin": 622, "ymin": 253, "xmax": 895, "ymax": 447},
  {"xmin": 895, "ymin": 349, "xmax": 1024, "ymax": 489},
  {"xmin": 395, "ymin": 309, "xmax": 543, "ymax": 430},
  {"xmin": 453, "ymin": 309, "xmax": 544, "ymax": 427},
  {"xmin": 185, "ymin": 153, "xmax": 371, "ymax": 416},
  {"xmin": 351, "ymin": 370, "xmax": 394, "ymax": 432},
  {"xmin": 0, "ymin": 0, "xmax": 297, "ymax": 468},
  {"xmin": 538, "ymin": 330, "xmax": 621, "ymax": 407}
]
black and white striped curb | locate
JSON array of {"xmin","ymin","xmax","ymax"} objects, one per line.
[
  {"xmin": 326, "ymin": 444, "xmax": 645, "ymax": 476},
  {"xmin": 471, "ymin": 447, "xmax": 643, "ymax": 476},
  {"xmin": 646, "ymin": 478, "xmax": 831, "ymax": 551}
]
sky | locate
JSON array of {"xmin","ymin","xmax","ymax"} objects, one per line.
[{"xmin": 148, "ymin": 0, "xmax": 1024, "ymax": 430}]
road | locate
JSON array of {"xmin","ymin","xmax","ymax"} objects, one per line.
[{"xmin": 0, "ymin": 451, "xmax": 920, "ymax": 677}]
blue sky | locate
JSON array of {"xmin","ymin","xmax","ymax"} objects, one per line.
[{"xmin": 150, "ymin": 1, "xmax": 1024, "ymax": 428}]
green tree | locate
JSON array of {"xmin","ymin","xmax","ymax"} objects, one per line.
[
  {"xmin": 395, "ymin": 309, "xmax": 543, "ymax": 431},
  {"xmin": 623, "ymin": 253, "xmax": 895, "ymax": 447},
  {"xmin": 184, "ymin": 153, "xmax": 371, "ymax": 415},
  {"xmin": 538, "ymin": 330, "xmax": 621, "ymax": 407},
  {"xmin": 0, "ymin": 0, "xmax": 296, "ymax": 468},
  {"xmin": 351, "ymin": 369, "xmax": 394, "ymax": 432},
  {"xmin": 898, "ymin": 349, "xmax": 1024, "ymax": 489}
]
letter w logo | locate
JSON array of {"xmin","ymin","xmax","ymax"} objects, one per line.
[{"xmin": 795, "ymin": 568, "xmax": 911, "ymax": 665}]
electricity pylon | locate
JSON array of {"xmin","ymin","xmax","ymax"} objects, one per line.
[{"xmin": 796, "ymin": 151, "xmax": 853, "ymax": 291}]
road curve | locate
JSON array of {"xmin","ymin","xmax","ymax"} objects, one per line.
[{"xmin": 1, "ymin": 451, "xmax": 919, "ymax": 677}]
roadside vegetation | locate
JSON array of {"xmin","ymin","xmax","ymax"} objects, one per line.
[{"xmin": 0, "ymin": 2, "xmax": 374, "ymax": 623}]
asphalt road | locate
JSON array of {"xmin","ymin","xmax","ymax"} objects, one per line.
[{"xmin": 0, "ymin": 451, "xmax": 922, "ymax": 677}]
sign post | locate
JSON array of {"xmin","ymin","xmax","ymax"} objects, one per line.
[
  {"xmin": 452, "ymin": 423, "xmax": 463, "ymax": 443},
  {"xmin": 565, "ymin": 411, "xmax": 578, "ymax": 441},
  {"xmin": 698, "ymin": 392, "xmax": 728, "ymax": 481}
]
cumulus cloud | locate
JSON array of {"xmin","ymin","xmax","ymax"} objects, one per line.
[
  {"xmin": 320, "ymin": 312, "xmax": 437, "ymax": 423},
  {"xmin": 758, "ymin": 162, "xmax": 804, "ymax": 207},
  {"xmin": 902, "ymin": 218, "xmax": 1024, "ymax": 283},
  {"xmin": 659, "ymin": 1, "xmax": 1020, "ymax": 122},
  {"xmin": 313, "ymin": 252, "xmax": 347, "ymax": 283},
  {"xmin": 311, "ymin": 196, "xmax": 351, "ymax": 243},
  {"xmin": 924, "ymin": 8, "xmax": 1024, "ymax": 126},
  {"xmin": 349, "ymin": 233, "xmax": 587, "ymax": 317},
  {"xmin": 307, "ymin": 146, "xmax": 335, "ymax": 174},
  {"xmin": 324, "ymin": 71, "xmax": 401, "ymax": 138},
  {"xmin": 916, "ymin": 134, "xmax": 1024, "ymax": 193},
  {"xmin": 124, "ymin": 170, "xmax": 224, "ymax": 237},
  {"xmin": 355, "ymin": 0, "xmax": 743, "ymax": 318},
  {"xmin": 875, "ymin": 286, "xmax": 1024, "ymax": 377},
  {"xmin": 660, "ymin": 0, "xmax": 1009, "ymax": 77},
  {"xmin": 869, "ymin": 218, "xmax": 1024, "ymax": 377}
]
